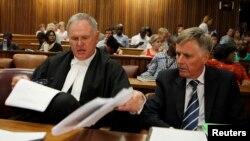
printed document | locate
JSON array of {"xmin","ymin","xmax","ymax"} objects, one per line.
[
  {"xmin": 147, "ymin": 127, "xmax": 207, "ymax": 141},
  {"xmin": 52, "ymin": 87, "xmax": 133, "ymax": 136},
  {"xmin": 5, "ymin": 79, "xmax": 60, "ymax": 112}
]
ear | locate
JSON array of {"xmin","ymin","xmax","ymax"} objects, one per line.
[
  {"xmin": 202, "ymin": 51, "xmax": 210, "ymax": 63},
  {"xmin": 95, "ymin": 31, "xmax": 100, "ymax": 40}
]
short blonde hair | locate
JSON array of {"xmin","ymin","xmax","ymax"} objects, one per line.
[
  {"xmin": 59, "ymin": 21, "xmax": 65, "ymax": 27},
  {"xmin": 46, "ymin": 23, "xmax": 56, "ymax": 31},
  {"xmin": 158, "ymin": 27, "xmax": 168, "ymax": 34},
  {"xmin": 149, "ymin": 34, "xmax": 160, "ymax": 44}
]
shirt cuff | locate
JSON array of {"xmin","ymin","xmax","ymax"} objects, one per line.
[{"xmin": 130, "ymin": 94, "xmax": 147, "ymax": 115}]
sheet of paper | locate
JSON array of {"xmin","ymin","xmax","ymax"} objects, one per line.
[
  {"xmin": 52, "ymin": 87, "xmax": 133, "ymax": 136},
  {"xmin": 5, "ymin": 79, "xmax": 60, "ymax": 112},
  {"xmin": 147, "ymin": 127, "xmax": 207, "ymax": 141},
  {"xmin": 0, "ymin": 129, "xmax": 46, "ymax": 141}
]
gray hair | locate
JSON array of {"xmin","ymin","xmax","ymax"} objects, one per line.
[
  {"xmin": 176, "ymin": 27, "xmax": 212, "ymax": 52},
  {"xmin": 66, "ymin": 13, "xmax": 98, "ymax": 32}
]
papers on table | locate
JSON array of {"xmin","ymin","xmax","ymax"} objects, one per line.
[
  {"xmin": 0, "ymin": 129, "xmax": 46, "ymax": 141},
  {"xmin": 52, "ymin": 87, "xmax": 133, "ymax": 136},
  {"xmin": 137, "ymin": 75, "xmax": 156, "ymax": 82},
  {"xmin": 147, "ymin": 127, "xmax": 207, "ymax": 141},
  {"xmin": 5, "ymin": 79, "xmax": 60, "ymax": 112}
]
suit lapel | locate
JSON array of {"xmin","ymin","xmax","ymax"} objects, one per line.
[
  {"xmin": 204, "ymin": 66, "xmax": 218, "ymax": 121},
  {"xmin": 174, "ymin": 76, "xmax": 186, "ymax": 119}
]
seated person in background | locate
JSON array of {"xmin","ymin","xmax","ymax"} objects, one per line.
[
  {"xmin": 35, "ymin": 23, "xmax": 46, "ymax": 36},
  {"xmin": 56, "ymin": 21, "xmax": 68, "ymax": 44},
  {"xmin": 234, "ymin": 41, "xmax": 250, "ymax": 62},
  {"xmin": 97, "ymin": 28, "xmax": 122, "ymax": 55},
  {"xmin": 210, "ymin": 33, "xmax": 219, "ymax": 52},
  {"xmin": 99, "ymin": 35, "xmax": 121, "ymax": 55},
  {"xmin": 141, "ymin": 34, "xmax": 162, "ymax": 58},
  {"xmin": 141, "ymin": 27, "xmax": 248, "ymax": 131},
  {"xmin": 0, "ymin": 32, "xmax": 20, "ymax": 50},
  {"xmin": 207, "ymin": 43, "xmax": 250, "ymax": 86},
  {"xmin": 11, "ymin": 13, "xmax": 145, "ymax": 133},
  {"xmin": 219, "ymin": 28, "xmax": 236, "ymax": 45},
  {"xmin": 113, "ymin": 24, "xmax": 129, "ymax": 48},
  {"xmin": 130, "ymin": 27, "xmax": 149, "ymax": 49},
  {"xmin": 198, "ymin": 15, "xmax": 213, "ymax": 34},
  {"xmin": 40, "ymin": 30, "xmax": 63, "ymax": 52},
  {"xmin": 155, "ymin": 27, "xmax": 170, "ymax": 51},
  {"xmin": 36, "ymin": 32, "xmax": 46, "ymax": 49},
  {"xmin": 46, "ymin": 23, "xmax": 56, "ymax": 32},
  {"xmin": 140, "ymin": 37, "xmax": 177, "ymax": 78},
  {"xmin": 145, "ymin": 26, "xmax": 152, "ymax": 37}
]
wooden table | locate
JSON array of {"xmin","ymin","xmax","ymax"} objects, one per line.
[
  {"xmin": 239, "ymin": 85, "xmax": 250, "ymax": 117},
  {"xmin": 0, "ymin": 119, "xmax": 147, "ymax": 141},
  {"xmin": 129, "ymin": 77, "xmax": 250, "ymax": 118},
  {"xmin": 129, "ymin": 78, "xmax": 156, "ymax": 93},
  {"xmin": 129, "ymin": 78, "xmax": 156, "ymax": 89},
  {"xmin": 129, "ymin": 77, "xmax": 250, "ymax": 95}
]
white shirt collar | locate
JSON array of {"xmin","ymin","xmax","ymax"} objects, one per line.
[{"xmin": 186, "ymin": 66, "xmax": 205, "ymax": 86}]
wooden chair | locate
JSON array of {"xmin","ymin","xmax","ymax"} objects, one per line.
[
  {"xmin": 13, "ymin": 54, "xmax": 48, "ymax": 69},
  {"xmin": 0, "ymin": 58, "xmax": 13, "ymax": 68},
  {"xmin": 0, "ymin": 68, "xmax": 34, "ymax": 118}
]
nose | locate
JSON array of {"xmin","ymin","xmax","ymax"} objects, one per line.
[
  {"xmin": 176, "ymin": 54, "xmax": 184, "ymax": 64},
  {"xmin": 77, "ymin": 38, "xmax": 84, "ymax": 46}
]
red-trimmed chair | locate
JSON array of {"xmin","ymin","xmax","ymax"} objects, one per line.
[{"xmin": 0, "ymin": 68, "xmax": 33, "ymax": 118}]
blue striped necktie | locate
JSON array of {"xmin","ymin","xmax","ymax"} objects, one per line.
[{"xmin": 182, "ymin": 80, "xmax": 200, "ymax": 130}]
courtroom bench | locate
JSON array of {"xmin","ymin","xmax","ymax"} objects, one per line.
[
  {"xmin": 120, "ymin": 48, "xmax": 144, "ymax": 55},
  {"xmin": 0, "ymin": 51, "xmax": 152, "ymax": 75}
]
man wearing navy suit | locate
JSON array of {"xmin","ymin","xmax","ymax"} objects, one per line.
[{"xmin": 141, "ymin": 27, "xmax": 248, "ymax": 130}]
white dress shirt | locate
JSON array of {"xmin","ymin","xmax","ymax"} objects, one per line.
[
  {"xmin": 61, "ymin": 50, "xmax": 96, "ymax": 101},
  {"xmin": 185, "ymin": 66, "xmax": 206, "ymax": 129}
]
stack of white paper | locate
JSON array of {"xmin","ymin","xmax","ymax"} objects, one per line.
[
  {"xmin": 147, "ymin": 127, "xmax": 207, "ymax": 141},
  {"xmin": 5, "ymin": 79, "xmax": 60, "ymax": 112},
  {"xmin": 0, "ymin": 129, "xmax": 46, "ymax": 141},
  {"xmin": 4, "ymin": 79, "xmax": 134, "ymax": 137},
  {"xmin": 52, "ymin": 87, "xmax": 133, "ymax": 136}
]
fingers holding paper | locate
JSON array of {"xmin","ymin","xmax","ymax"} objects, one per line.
[
  {"xmin": 115, "ymin": 90, "xmax": 146, "ymax": 114},
  {"xmin": 11, "ymin": 75, "xmax": 30, "ymax": 89}
]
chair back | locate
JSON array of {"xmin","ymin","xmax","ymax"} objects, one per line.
[
  {"xmin": 0, "ymin": 58, "xmax": 13, "ymax": 68},
  {"xmin": 0, "ymin": 68, "xmax": 33, "ymax": 118},
  {"xmin": 13, "ymin": 54, "xmax": 47, "ymax": 68},
  {"xmin": 122, "ymin": 65, "xmax": 139, "ymax": 78}
]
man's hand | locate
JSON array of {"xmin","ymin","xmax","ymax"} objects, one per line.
[
  {"xmin": 115, "ymin": 90, "xmax": 145, "ymax": 114},
  {"xmin": 11, "ymin": 75, "xmax": 30, "ymax": 89}
]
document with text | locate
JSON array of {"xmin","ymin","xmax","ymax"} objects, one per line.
[
  {"xmin": 52, "ymin": 87, "xmax": 133, "ymax": 136},
  {"xmin": 5, "ymin": 79, "xmax": 60, "ymax": 112},
  {"xmin": 147, "ymin": 127, "xmax": 207, "ymax": 141}
]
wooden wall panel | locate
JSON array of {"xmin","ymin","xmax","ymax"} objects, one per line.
[{"xmin": 0, "ymin": 0, "xmax": 244, "ymax": 39}]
